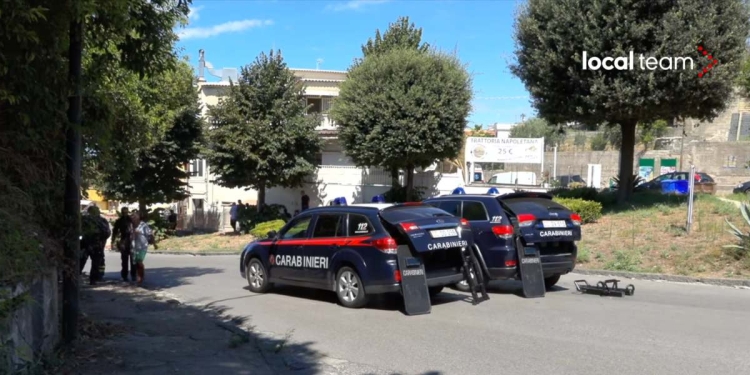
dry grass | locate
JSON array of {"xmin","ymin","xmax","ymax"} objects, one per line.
[
  {"xmin": 576, "ymin": 195, "xmax": 750, "ymax": 279},
  {"xmin": 154, "ymin": 232, "xmax": 255, "ymax": 253}
]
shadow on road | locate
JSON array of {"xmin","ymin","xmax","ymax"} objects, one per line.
[
  {"xmin": 252, "ymin": 285, "xmax": 477, "ymax": 314},
  {"xmin": 53, "ymin": 281, "xmax": 338, "ymax": 374},
  {"xmin": 101, "ymin": 266, "xmax": 225, "ymax": 289},
  {"xmin": 484, "ymin": 280, "xmax": 570, "ymax": 297}
]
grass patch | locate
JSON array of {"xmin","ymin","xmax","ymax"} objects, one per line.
[
  {"xmin": 154, "ymin": 232, "xmax": 254, "ymax": 253},
  {"xmin": 724, "ymin": 192, "xmax": 749, "ymax": 203},
  {"xmin": 577, "ymin": 194, "xmax": 749, "ymax": 279}
]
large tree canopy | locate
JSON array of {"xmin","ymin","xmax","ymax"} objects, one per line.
[
  {"xmin": 330, "ymin": 47, "xmax": 473, "ymax": 198},
  {"xmin": 511, "ymin": 0, "xmax": 750, "ymax": 202},
  {"xmin": 204, "ymin": 50, "xmax": 322, "ymax": 209},
  {"xmin": 93, "ymin": 59, "xmax": 204, "ymax": 214}
]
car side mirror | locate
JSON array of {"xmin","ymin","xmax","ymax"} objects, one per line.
[{"xmin": 267, "ymin": 230, "xmax": 277, "ymax": 239}]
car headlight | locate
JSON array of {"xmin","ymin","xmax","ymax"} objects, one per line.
[{"xmin": 738, "ymin": 183, "xmax": 744, "ymax": 188}]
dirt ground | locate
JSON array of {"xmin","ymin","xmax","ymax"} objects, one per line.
[
  {"xmin": 154, "ymin": 232, "xmax": 254, "ymax": 253},
  {"xmin": 576, "ymin": 195, "xmax": 750, "ymax": 278}
]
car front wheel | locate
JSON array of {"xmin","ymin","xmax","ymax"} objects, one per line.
[
  {"xmin": 336, "ymin": 267, "xmax": 368, "ymax": 308},
  {"xmin": 246, "ymin": 258, "xmax": 272, "ymax": 293}
]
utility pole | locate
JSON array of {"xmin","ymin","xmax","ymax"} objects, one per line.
[{"xmin": 63, "ymin": 6, "xmax": 83, "ymax": 344}]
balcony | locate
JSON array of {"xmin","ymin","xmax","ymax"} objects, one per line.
[{"xmin": 319, "ymin": 113, "xmax": 336, "ymax": 130}]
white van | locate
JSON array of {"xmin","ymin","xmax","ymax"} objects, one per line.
[{"xmin": 486, "ymin": 171, "xmax": 537, "ymax": 186}]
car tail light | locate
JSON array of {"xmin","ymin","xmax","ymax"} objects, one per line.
[
  {"xmin": 394, "ymin": 270, "xmax": 402, "ymax": 282},
  {"xmin": 491, "ymin": 225, "xmax": 514, "ymax": 239},
  {"xmin": 517, "ymin": 213, "xmax": 536, "ymax": 227},
  {"xmin": 373, "ymin": 237, "xmax": 398, "ymax": 254},
  {"xmin": 505, "ymin": 260, "xmax": 517, "ymax": 267},
  {"xmin": 399, "ymin": 222, "xmax": 419, "ymax": 232},
  {"xmin": 460, "ymin": 218, "xmax": 469, "ymax": 226},
  {"xmin": 570, "ymin": 213, "xmax": 582, "ymax": 226}
]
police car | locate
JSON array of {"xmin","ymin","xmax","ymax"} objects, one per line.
[
  {"xmin": 424, "ymin": 191, "xmax": 581, "ymax": 291},
  {"xmin": 239, "ymin": 203, "xmax": 470, "ymax": 308}
]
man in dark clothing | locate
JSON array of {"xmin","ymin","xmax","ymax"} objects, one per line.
[
  {"xmin": 167, "ymin": 209, "xmax": 177, "ymax": 233},
  {"xmin": 112, "ymin": 207, "xmax": 136, "ymax": 281},
  {"xmin": 301, "ymin": 191, "xmax": 310, "ymax": 211},
  {"xmin": 80, "ymin": 206, "xmax": 111, "ymax": 284}
]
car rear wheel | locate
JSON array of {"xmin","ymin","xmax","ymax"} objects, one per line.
[
  {"xmin": 336, "ymin": 267, "xmax": 368, "ymax": 308},
  {"xmin": 544, "ymin": 274, "xmax": 561, "ymax": 290},
  {"xmin": 428, "ymin": 286, "xmax": 444, "ymax": 298},
  {"xmin": 246, "ymin": 258, "xmax": 272, "ymax": 293}
]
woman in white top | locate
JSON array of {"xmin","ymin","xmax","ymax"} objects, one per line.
[{"xmin": 131, "ymin": 213, "xmax": 153, "ymax": 286}]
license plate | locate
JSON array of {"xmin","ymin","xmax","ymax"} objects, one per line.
[
  {"xmin": 430, "ymin": 229, "xmax": 458, "ymax": 238},
  {"xmin": 542, "ymin": 220, "xmax": 566, "ymax": 228}
]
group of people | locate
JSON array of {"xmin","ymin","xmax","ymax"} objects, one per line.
[
  {"xmin": 80, "ymin": 206, "xmax": 154, "ymax": 286},
  {"xmin": 228, "ymin": 192, "xmax": 310, "ymax": 233}
]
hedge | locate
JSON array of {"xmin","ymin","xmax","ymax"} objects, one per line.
[
  {"xmin": 553, "ymin": 198, "xmax": 602, "ymax": 224},
  {"xmin": 250, "ymin": 219, "xmax": 286, "ymax": 238},
  {"xmin": 548, "ymin": 187, "xmax": 600, "ymax": 201}
]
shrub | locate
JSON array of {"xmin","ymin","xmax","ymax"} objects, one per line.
[
  {"xmin": 238, "ymin": 204, "xmax": 291, "ymax": 234},
  {"xmin": 553, "ymin": 198, "xmax": 602, "ymax": 224},
  {"xmin": 568, "ymin": 181, "xmax": 586, "ymax": 189},
  {"xmin": 383, "ymin": 185, "xmax": 426, "ymax": 202},
  {"xmin": 724, "ymin": 202, "xmax": 750, "ymax": 259},
  {"xmin": 549, "ymin": 187, "xmax": 599, "ymax": 201},
  {"xmin": 250, "ymin": 220, "xmax": 286, "ymax": 238}
]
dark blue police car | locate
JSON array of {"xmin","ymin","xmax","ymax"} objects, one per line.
[
  {"xmin": 239, "ymin": 203, "xmax": 470, "ymax": 308},
  {"xmin": 424, "ymin": 192, "xmax": 581, "ymax": 291}
]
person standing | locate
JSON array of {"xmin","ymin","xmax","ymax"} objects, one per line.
[
  {"xmin": 80, "ymin": 206, "xmax": 111, "ymax": 284},
  {"xmin": 112, "ymin": 207, "xmax": 135, "ymax": 282},
  {"xmin": 300, "ymin": 191, "xmax": 310, "ymax": 211},
  {"xmin": 229, "ymin": 201, "xmax": 239, "ymax": 233},
  {"xmin": 131, "ymin": 212, "xmax": 153, "ymax": 286}
]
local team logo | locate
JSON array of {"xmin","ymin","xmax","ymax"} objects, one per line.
[{"xmin": 269, "ymin": 254, "xmax": 275, "ymax": 265}]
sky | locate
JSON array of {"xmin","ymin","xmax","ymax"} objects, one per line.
[{"xmin": 175, "ymin": 0, "xmax": 535, "ymax": 127}]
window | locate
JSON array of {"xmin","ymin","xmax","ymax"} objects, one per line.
[
  {"xmin": 189, "ymin": 159, "xmax": 204, "ymax": 177},
  {"xmin": 348, "ymin": 214, "xmax": 374, "ymax": 236},
  {"xmin": 307, "ymin": 98, "xmax": 322, "ymax": 114},
  {"xmin": 436, "ymin": 201, "xmax": 461, "ymax": 216},
  {"xmin": 192, "ymin": 199, "xmax": 204, "ymax": 211},
  {"xmin": 462, "ymin": 201, "xmax": 488, "ymax": 221},
  {"xmin": 281, "ymin": 216, "xmax": 312, "ymax": 239},
  {"xmin": 312, "ymin": 214, "xmax": 345, "ymax": 238}
]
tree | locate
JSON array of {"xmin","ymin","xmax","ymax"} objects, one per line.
[
  {"xmin": 511, "ymin": 0, "xmax": 750, "ymax": 203},
  {"xmin": 357, "ymin": 16, "xmax": 431, "ymax": 186},
  {"xmin": 330, "ymin": 48, "xmax": 473, "ymax": 198},
  {"xmin": 204, "ymin": 50, "xmax": 322, "ymax": 209},
  {"xmin": 509, "ymin": 117, "xmax": 566, "ymax": 147},
  {"xmin": 94, "ymin": 60, "xmax": 204, "ymax": 214}
]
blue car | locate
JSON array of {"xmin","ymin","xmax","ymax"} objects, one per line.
[
  {"xmin": 424, "ymin": 192, "xmax": 582, "ymax": 291},
  {"xmin": 239, "ymin": 203, "xmax": 470, "ymax": 308}
]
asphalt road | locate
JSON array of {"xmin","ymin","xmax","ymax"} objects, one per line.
[{"xmin": 101, "ymin": 252, "xmax": 750, "ymax": 375}]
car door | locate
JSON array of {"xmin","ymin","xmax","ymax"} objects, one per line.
[
  {"xmin": 306, "ymin": 213, "xmax": 346, "ymax": 284},
  {"xmin": 460, "ymin": 200, "xmax": 496, "ymax": 249},
  {"xmin": 271, "ymin": 214, "xmax": 313, "ymax": 281}
]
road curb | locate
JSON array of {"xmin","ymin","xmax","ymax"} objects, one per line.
[
  {"xmin": 149, "ymin": 251, "xmax": 240, "ymax": 256},
  {"xmin": 573, "ymin": 268, "xmax": 750, "ymax": 288}
]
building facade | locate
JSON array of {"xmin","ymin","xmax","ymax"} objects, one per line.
[{"xmin": 183, "ymin": 63, "xmax": 463, "ymax": 230}]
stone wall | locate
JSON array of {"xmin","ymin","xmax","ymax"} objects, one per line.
[
  {"xmin": 1, "ymin": 268, "xmax": 59, "ymax": 373},
  {"xmin": 509, "ymin": 141, "xmax": 750, "ymax": 190}
]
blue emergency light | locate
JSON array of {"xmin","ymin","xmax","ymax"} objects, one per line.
[
  {"xmin": 337, "ymin": 197, "xmax": 347, "ymax": 206},
  {"xmin": 371, "ymin": 194, "xmax": 385, "ymax": 203},
  {"xmin": 452, "ymin": 187, "xmax": 466, "ymax": 195},
  {"xmin": 487, "ymin": 187, "xmax": 500, "ymax": 195}
]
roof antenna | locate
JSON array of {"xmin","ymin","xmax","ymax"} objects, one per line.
[{"xmin": 316, "ymin": 58, "xmax": 324, "ymax": 70}]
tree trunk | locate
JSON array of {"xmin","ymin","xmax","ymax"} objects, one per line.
[
  {"xmin": 390, "ymin": 167, "xmax": 400, "ymax": 187},
  {"xmin": 617, "ymin": 121, "xmax": 638, "ymax": 204},
  {"xmin": 62, "ymin": 12, "xmax": 83, "ymax": 344},
  {"xmin": 257, "ymin": 182, "xmax": 266, "ymax": 212},
  {"xmin": 405, "ymin": 165, "xmax": 415, "ymax": 201},
  {"xmin": 138, "ymin": 200, "xmax": 147, "ymax": 220}
]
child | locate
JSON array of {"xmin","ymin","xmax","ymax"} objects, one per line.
[{"xmin": 130, "ymin": 212, "xmax": 153, "ymax": 286}]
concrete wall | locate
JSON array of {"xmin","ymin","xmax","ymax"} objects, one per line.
[
  {"xmin": 1, "ymin": 268, "xmax": 59, "ymax": 372},
  {"xmin": 509, "ymin": 141, "xmax": 750, "ymax": 189}
]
